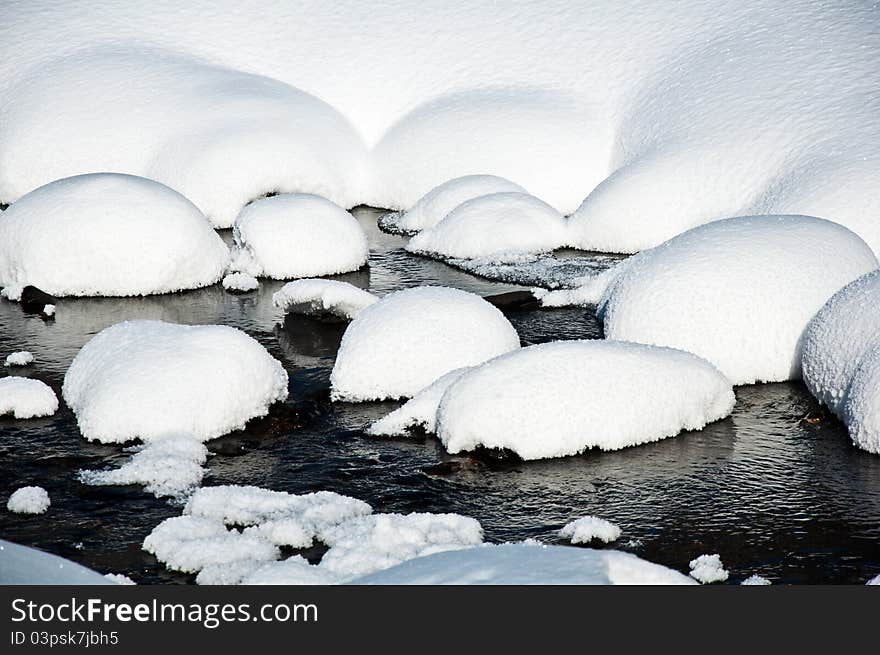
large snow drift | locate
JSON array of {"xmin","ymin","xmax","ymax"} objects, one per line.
[
  {"xmin": 230, "ymin": 194, "xmax": 369, "ymax": 279},
  {"xmin": 0, "ymin": 377, "xmax": 58, "ymax": 419},
  {"xmin": 596, "ymin": 216, "xmax": 878, "ymax": 385},
  {"xmin": 63, "ymin": 320, "xmax": 288, "ymax": 443},
  {"xmin": 436, "ymin": 340, "xmax": 734, "ymax": 459},
  {"xmin": 0, "ymin": 174, "xmax": 229, "ymax": 297},
  {"xmin": 330, "ymin": 287, "xmax": 520, "ymax": 401},
  {"xmin": 351, "ymin": 543, "xmax": 695, "ymax": 585}
]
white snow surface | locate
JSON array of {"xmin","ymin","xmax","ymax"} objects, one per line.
[
  {"xmin": 7, "ymin": 486, "xmax": 50, "ymax": 515},
  {"xmin": 689, "ymin": 554, "xmax": 729, "ymax": 584},
  {"xmin": 42, "ymin": 304, "xmax": 55, "ymax": 317},
  {"xmin": 596, "ymin": 216, "xmax": 878, "ymax": 385},
  {"xmin": 406, "ymin": 192, "xmax": 566, "ymax": 261},
  {"xmin": 350, "ymin": 543, "xmax": 696, "ymax": 585},
  {"xmin": 62, "ymin": 320, "xmax": 288, "ymax": 443},
  {"xmin": 230, "ymin": 194, "xmax": 368, "ymax": 279},
  {"xmin": 104, "ymin": 573, "xmax": 136, "ymax": 585},
  {"xmin": 0, "ymin": 377, "xmax": 59, "ymax": 419},
  {"xmin": 0, "ymin": 174, "xmax": 229, "ymax": 297},
  {"xmin": 222, "ymin": 272, "xmax": 259, "ymax": 293},
  {"xmin": 437, "ymin": 340, "xmax": 734, "ymax": 459},
  {"xmin": 741, "ymin": 574, "xmax": 771, "ymax": 586},
  {"xmin": 841, "ymin": 346, "xmax": 880, "ymax": 455},
  {"xmin": 867, "ymin": 574, "xmax": 880, "ymax": 586},
  {"xmin": 0, "ymin": 539, "xmax": 113, "ymax": 585},
  {"xmin": 241, "ymin": 556, "xmax": 341, "ymax": 586},
  {"xmin": 560, "ymin": 516, "xmax": 621, "ymax": 545},
  {"xmin": 5, "ymin": 351, "xmax": 34, "ymax": 367},
  {"xmin": 382, "ymin": 175, "xmax": 527, "ymax": 234},
  {"xmin": 330, "ymin": 286, "xmax": 520, "ymax": 401},
  {"xmin": 273, "ymin": 279, "xmax": 378, "ymax": 321},
  {"xmin": 367, "ymin": 367, "xmax": 471, "ymax": 437}
]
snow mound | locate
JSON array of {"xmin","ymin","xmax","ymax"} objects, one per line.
[
  {"xmin": 273, "ymin": 279, "xmax": 378, "ymax": 321},
  {"xmin": 841, "ymin": 346, "xmax": 880, "ymax": 455},
  {"xmin": 230, "ymin": 194, "xmax": 368, "ymax": 279},
  {"xmin": 741, "ymin": 574, "xmax": 771, "ymax": 586},
  {"xmin": 7, "ymin": 486, "xmax": 50, "ymax": 515},
  {"xmin": 560, "ymin": 516, "xmax": 621, "ymax": 545},
  {"xmin": 351, "ymin": 543, "xmax": 695, "ymax": 585},
  {"xmin": 0, "ymin": 174, "xmax": 229, "ymax": 297},
  {"xmin": 437, "ymin": 340, "xmax": 734, "ymax": 459},
  {"xmin": 222, "ymin": 272, "xmax": 259, "ymax": 293},
  {"xmin": 318, "ymin": 512, "xmax": 484, "ymax": 579},
  {"xmin": 597, "ymin": 216, "xmax": 878, "ymax": 385},
  {"xmin": 406, "ymin": 192, "xmax": 566, "ymax": 261},
  {"xmin": 0, "ymin": 539, "xmax": 113, "ymax": 585},
  {"xmin": 78, "ymin": 435, "xmax": 208, "ymax": 499},
  {"xmin": 689, "ymin": 554, "xmax": 729, "ymax": 584},
  {"xmin": 380, "ymin": 175, "xmax": 526, "ymax": 234},
  {"xmin": 867, "ymin": 574, "xmax": 880, "ymax": 586},
  {"xmin": 330, "ymin": 286, "xmax": 520, "ymax": 401},
  {"xmin": 367, "ymin": 367, "xmax": 471, "ymax": 437},
  {"xmin": 104, "ymin": 573, "xmax": 136, "ymax": 585},
  {"xmin": 5, "ymin": 351, "xmax": 34, "ymax": 367},
  {"xmin": 63, "ymin": 320, "xmax": 288, "ymax": 443},
  {"xmin": 0, "ymin": 377, "xmax": 59, "ymax": 419},
  {"xmin": 241, "ymin": 556, "xmax": 341, "ymax": 585}
]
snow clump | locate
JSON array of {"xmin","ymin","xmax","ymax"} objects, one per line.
[
  {"xmin": 559, "ymin": 516, "xmax": 621, "ymax": 545},
  {"xmin": 0, "ymin": 377, "xmax": 59, "ymax": 419},
  {"xmin": 273, "ymin": 279, "xmax": 378, "ymax": 321},
  {"xmin": 7, "ymin": 486, "xmax": 50, "ymax": 514},
  {"xmin": 689, "ymin": 554, "xmax": 729, "ymax": 583},
  {"xmin": 741, "ymin": 574, "xmax": 771, "ymax": 585},
  {"xmin": 5, "ymin": 351, "xmax": 34, "ymax": 367},
  {"xmin": 104, "ymin": 573, "xmax": 136, "ymax": 585},
  {"xmin": 222, "ymin": 272, "xmax": 259, "ymax": 293}
]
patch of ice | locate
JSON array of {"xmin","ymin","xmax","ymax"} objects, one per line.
[
  {"xmin": 453, "ymin": 252, "xmax": 621, "ymax": 291},
  {"xmin": 63, "ymin": 320, "xmax": 288, "ymax": 443},
  {"xmin": 689, "ymin": 554, "xmax": 729, "ymax": 584},
  {"xmin": 330, "ymin": 286, "xmax": 520, "ymax": 402},
  {"xmin": 7, "ymin": 486, "xmax": 50, "ymax": 514},
  {"xmin": 230, "ymin": 194, "xmax": 368, "ymax": 280},
  {"xmin": 0, "ymin": 377, "xmax": 59, "ymax": 419},
  {"xmin": 436, "ymin": 340, "xmax": 734, "ymax": 459},
  {"xmin": 104, "ymin": 573, "xmax": 136, "ymax": 585},
  {"xmin": 273, "ymin": 279, "xmax": 378, "ymax": 321},
  {"xmin": 0, "ymin": 174, "xmax": 229, "ymax": 297},
  {"xmin": 535, "ymin": 264, "xmax": 629, "ymax": 307},
  {"xmin": 5, "ymin": 351, "xmax": 34, "ymax": 367},
  {"xmin": 741, "ymin": 574, "xmax": 771, "ymax": 586},
  {"xmin": 559, "ymin": 516, "xmax": 621, "ymax": 545},
  {"xmin": 222, "ymin": 272, "xmax": 259, "ymax": 293}
]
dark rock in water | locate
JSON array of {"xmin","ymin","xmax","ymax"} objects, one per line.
[
  {"xmin": 276, "ymin": 313, "xmax": 347, "ymax": 358},
  {"xmin": 483, "ymin": 290, "xmax": 540, "ymax": 312},
  {"xmin": 20, "ymin": 285, "xmax": 57, "ymax": 313},
  {"xmin": 800, "ymin": 410, "xmax": 826, "ymax": 426},
  {"xmin": 0, "ymin": 203, "xmax": 7, "ymax": 210},
  {"xmin": 421, "ymin": 457, "xmax": 487, "ymax": 478}
]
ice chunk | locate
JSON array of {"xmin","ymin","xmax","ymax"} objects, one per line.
[
  {"xmin": 222, "ymin": 272, "xmax": 259, "ymax": 293},
  {"xmin": 688, "ymin": 554, "xmax": 729, "ymax": 584},
  {"xmin": 4, "ymin": 351, "xmax": 34, "ymax": 367},
  {"xmin": 273, "ymin": 279, "xmax": 378, "ymax": 321},
  {"xmin": 559, "ymin": 516, "xmax": 621, "ymax": 545},
  {"xmin": 597, "ymin": 215, "xmax": 878, "ymax": 385},
  {"xmin": 331, "ymin": 286, "xmax": 520, "ymax": 401},
  {"xmin": 406, "ymin": 192, "xmax": 566, "ymax": 261},
  {"xmin": 230, "ymin": 194, "xmax": 368, "ymax": 279},
  {"xmin": 0, "ymin": 174, "xmax": 229, "ymax": 297},
  {"xmin": 437, "ymin": 340, "xmax": 734, "ymax": 459},
  {"xmin": 741, "ymin": 574, "xmax": 771, "ymax": 586},
  {"xmin": 62, "ymin": 320, "xmax": 288, "ymax": 443},
  {"xmin": 0, "ymin": 377, "xmax": 58, "ymax": 419},
  {"xmin": 7, "ymin": 486, "xmax": 50, "ymax": 514}
]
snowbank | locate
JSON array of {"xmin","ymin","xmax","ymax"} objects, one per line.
[
  {"xmin": 597, "ymin": 216, "xmax": 878, "ymax": 385},
  {"xmin": 406, "ymin": 193, "xmax": 566, "ymax": 261},
  {"xmin": 222, "ymin": 272, "xmax": 259, "ymax": 293},
  {"xmin": 330, "ymin": 287, "xmax": 520, "ymax": 401},
  {"xmin": 0, "ymin": 377, "xmax": 59, "ymax": 419},
  {"xmin": 350, "ymin": 543, "xmax": 695, "ymax": 585},
  {"xmin": 0, "ymin": 174, "xmax": 229, "ymax": 297},
  {"xmin": 63, "ymin": 320, "xmax": 288, "ymax": 443},
  {"xmin": 5, "ymin": 351, "xmax": 34, "ymax": 367},
  {"xmin": 437, "ymin": 340, "xmax": 734, "ymax": 459},
  {"xmin": 559, "ymin": 516, "xmax": 621, "ymax": 545},
  {"xmin": 230, "ymin": 194, "xmax": 368, "ymax": 279},
  {"xmin": 688, "ymin": 554, "xmax": 729, "ymax": 584},
  {"xmin": 380, "ymin": 175, "xmax": 526, "ymax": 234},
  {"xmin": 0, "ymin": 539, "xmax": 113, "ymax": 585},
  {"xmin": 7, "ymin": 486, "xmax": 50, "ymax": 514},
  {"xmin": 273, "ymin": 279, "xmax": 378, "ymax": 321}
]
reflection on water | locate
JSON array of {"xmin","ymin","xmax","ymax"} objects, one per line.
[{"xmin": 1, "ymin": 207, "xmax": 879, "ymax": 584}]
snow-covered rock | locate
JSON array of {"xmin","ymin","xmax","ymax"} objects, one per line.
[
  {"xmin": 596, "ymin": 216, "xmax": 878, "ymax": 385},
  {"xmin": 741, "ymin": 574, "xmax": 771, "ymax": 586},
  {"xmin": 7, "ymin": 486, "xmax": 50, "ymax": 514},
  {"xmin": 350, "ymin": 543, "xmax": 696, "ymax": 585},
  {"xmin": 559, "ymin": 516, "xmax": 621, "ymax": 545},
  {"xmin": 222, "ymin": 272, "xmax": 259, "ymax": 293},
  {"xmin": 273, "ymin": 279, "xmax": 378, "ymax": 321},
  {"xmin": 0, "ymin": 539, "xmax": 113, "ymax": 585},
  {"xmin": 436, "ymin": 340, "xmax": 734, "ymax": 459},
  {"xmin": 0, "ymin": 377, "xmax": 59, "ymax": 419},
  {"xmin": 406, "ymin": 192, "xmax": 566, "ymax": 261},
  {"xmin": 230, "ymin": 194, "xmax": 368, "ymax": 279},
  {"xmin": 689, "ymin": 554, "xmax": 729, "ymax": 584},
  {"xmin": 330, "ymin": 286, "xmax": 520, "ymax": 401},
  {"xmin": 367, "ymin": 367, "xmax": 470, "ymax": 437},
  {"xmin": 4, "ymin": 351, "xmax": 34, "ymax": 367},
  {"xmin": 380, "ymin": 175, "xmax": 526, "ymax": 234},
  {"xmin": 63, "ymin": 320, "xmax": 288, "ymax": 443},
  {"xmin": 0, "ymin": 174, "xmax": 229, "ymax": 297}
]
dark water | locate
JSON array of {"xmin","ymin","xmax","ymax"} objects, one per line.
[{"xmin": 2, "ymin": 207, "xmax": 879, "ymax": 585}]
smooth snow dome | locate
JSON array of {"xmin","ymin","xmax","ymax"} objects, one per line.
[
  {"xmin": 272, "ymin": 279, "xmax": 378, "ymax": 321},
  {"xmin": 5, "ymin": 351, "xmax": 34, "ymax": 367},
  {"xmin": 597, "ymin": 216, "xmax": 878, "ymax": 385},
  {"xmin": 7, "ymin": 486, "xmax": 50, "ymax": 515},
  {"xmin": 230, "ymin": 194, "xmax": 368, "ymax": 279},
  {"xmin": 841, "ymin": 346, "xmax": 880, "ymax": 455},
  {"xmin": 62, "ymin": 320, "xmax": 288, "ymax": 443},
  {"xmin": 0, "ymin": 174, "xmax": 229, "ymax": 297},
  {"xmin": 0, "ymin": 540, "xmax": 113, "ymax": 585},
  {"xmin": 382, "ymin": 175, "xmax": 526, "ymax": 234},
  {"xmin": 331, "ymin": 287, "xmax": 520, "ymax": 401},
  {"xmin": 406, "ymin": 193, "xmax": 566, "ymax": 261},
  {"xmin": 0, "ymin": 377, "xmax": 59, "ymax": 419},
  {"xmin": 689, "ymin": 553, "xmax": 729, "ymax": 584},
  {"xmin": 222, "ymin": 272, "xmax": 259, "ymax": 293},
  {"xmin": 351, "ymin": 543, "xmax": 695, "ymax": 585},
  {"xmin": 437, "ymin": 340, "xmax": 734, "ymax": 460},
  {"xmin": 560, "ymin": 516, "xmax": 621, "ymax": 545}
]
